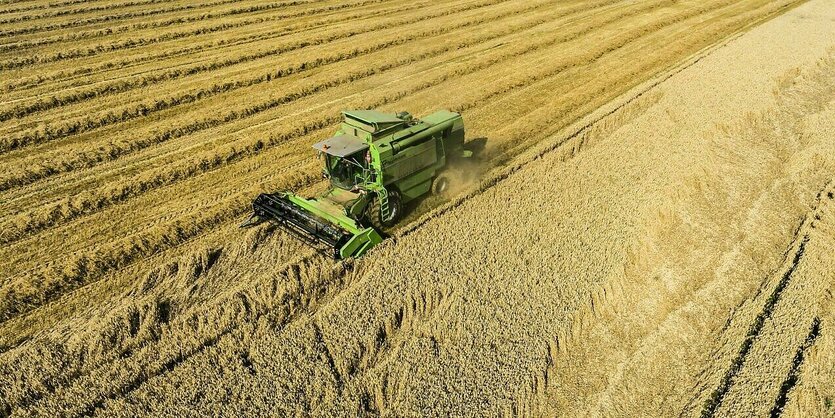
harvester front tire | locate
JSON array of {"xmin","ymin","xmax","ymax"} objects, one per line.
[{"xmin": 367, "ymin": 190, "xmax": 401, "ymax": 231}]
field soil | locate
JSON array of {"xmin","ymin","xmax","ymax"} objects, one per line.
[{"xmin": 2, "ymin": 0, "xmax": 834, "ymax": 416}]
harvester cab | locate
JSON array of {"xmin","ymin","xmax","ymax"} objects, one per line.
[
  {"xmin": 242, "ymin": 109, "xmax": 469, "ymax": 259},
  {"xmin": 316, "ymin": 135, "xmax": 370, "ymax": 191}
]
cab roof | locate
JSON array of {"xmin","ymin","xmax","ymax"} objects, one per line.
[{"xmin": 312, "ymin": 134, "xmax": 368, "ymax": 157}]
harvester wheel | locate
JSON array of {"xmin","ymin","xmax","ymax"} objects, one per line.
[
  {"xmin": 366, "ymin": 190, "xmax": 401, "ymax": 230},
  {"xmin": 432, "ymin": 174, "xmax": 451, "ymax": 196}
]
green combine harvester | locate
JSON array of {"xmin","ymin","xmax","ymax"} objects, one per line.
[{"xmin": 242, "ymin": 109, "xmax": 470, "ymax": 259}]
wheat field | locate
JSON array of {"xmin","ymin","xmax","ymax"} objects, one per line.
[{"xmin": 1, "ymin": 0, "xmax": 834, "ymax": 416}]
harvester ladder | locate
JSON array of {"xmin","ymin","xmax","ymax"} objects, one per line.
[{"xmin": 378, "ymin": 187, "xmax": 390, "ymax": 220}]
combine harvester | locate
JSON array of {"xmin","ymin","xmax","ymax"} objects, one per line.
[{"xmin": 242, "ymin": 109, "xmax": 470, "ymax": 259}]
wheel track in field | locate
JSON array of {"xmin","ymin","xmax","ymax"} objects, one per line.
[
  {"xmin": 769, "ymin": 317, "xmax": 821, "ymax": 417},
  {"xmin": 0, "ymin": 0, "xmax": 758, "ymax": 306},
  {"xmin": 0, "ymin": 0, "xmax": 512, "ymax": 131},
  {"xmin": 0, "ymin": 0, "xmax": 674, "ymax": 250},
  {"xmin": 0, "ymin": 0, "xmax": 408, "ymax": 93},
  {"xmin": 0, "ymin": 2, "xmax": 804, "ymax": 413},
  {"xmin": 699, "ymin": 179, "xmax": 835, "ymax": 418}
]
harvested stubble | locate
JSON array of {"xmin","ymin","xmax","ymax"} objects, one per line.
[
  {"xmin": 2, "ymin": 0, "xmax": 834, "ymax": 416},
  {"xmin": 0, "ymin": 0, "xmax": 801, "ymax": 326},
  {"xmin": 542, "ymin": 7, "xmax": 835, "ymax": 416}
]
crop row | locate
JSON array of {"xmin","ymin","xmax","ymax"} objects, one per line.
[
  {"xmin": 0, "ymin": 189, "xmax": 254, "ymax": 324},
  {"xmin": 0, "ymin": 0, "xmax": 342, "ymax": 65},
  {"xmin": 0, "ymin": 0, "xmax": 368, "ymax": 55},
  {"xmin": 0, "ymin": 0, "xmax": 255, "ymax": 38},
  {"xmin": 0, "ymin": 2, "xmax": 47, "ymax": 15},
  {"xmin": 0, "ymin": 147, "xmax": 325, "ymax": 328},
  {"xmin": 0, "ymin": 0, "xmax": 626, "ymax": 170},
  {"xmin": 0, "ymin": 0, "xmax": 390, "ymax": 58},
  {"xmin": 0, "ymin": 0, "xmax": 538, "ymax": 161},
  {"xmin": 1, "ymin": 0, "xmax": 403, "ymax": 91},
  {"xmin": 0, "ymin": 0, "xmax": 172, "ymax": 25},
  {"xmin": 0, "ymin": 0, "xmax": 463, "ymax": 118},
  {"xmin": 0, "ymin": 0, "xmax": 108, "ymax": 14}
]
